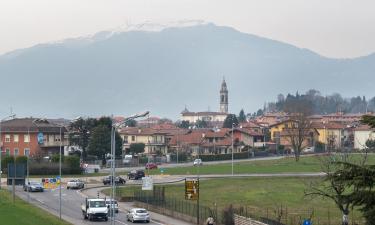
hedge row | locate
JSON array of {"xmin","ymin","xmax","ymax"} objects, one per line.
[
  {"xmin": 198, "ymin": 150, "xmax": 270, "ymax": 162},
  {"xmin": 1, "ymin": 155, "xmax": 81, "ymax": 175},
  {"xmin": 29, "ymin": 163, "xmax": 82, "ymax": 175}
]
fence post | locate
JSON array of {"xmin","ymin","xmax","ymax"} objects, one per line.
[{"xmin": 328, "ymin": 208, "xmax": 330, "ymax": 225}]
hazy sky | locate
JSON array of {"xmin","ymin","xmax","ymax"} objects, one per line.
[{"xmin": 0, "ymin": 0, "xmax": 374, "ymax": 58}]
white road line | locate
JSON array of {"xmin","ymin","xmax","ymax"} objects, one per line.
[
  {"xmin": 36, "ymin": 199, "xmax": 45, "ymax": 204},
  {"xmin": 115, "ymin": 220, "xmax": 128, "ymax": 225},
  {"xmin": 151, "ymin": 220, "xmax": 165, "ymax": 225}
]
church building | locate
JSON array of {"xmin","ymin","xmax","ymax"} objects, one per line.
[{"xmin": 181, "ymin": 79, "xmax": 229, "ymax": 124}]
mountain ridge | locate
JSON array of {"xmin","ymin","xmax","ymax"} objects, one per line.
[{"xmin": 0, "ymin": 23, "xmax": 374, "ymax": 119}]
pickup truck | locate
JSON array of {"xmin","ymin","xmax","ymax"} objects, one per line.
[{"xmin": 81, "ymin": 198, "xmax": 108, "ymax": 221}]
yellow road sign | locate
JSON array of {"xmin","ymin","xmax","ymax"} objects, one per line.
[{"xmin": 185, "ymin": 179, "xmax": 199, "ymax": 200}]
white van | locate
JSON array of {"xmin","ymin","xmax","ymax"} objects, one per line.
[{"xmin": 123, "ymin": 155, "xmax": 133, "ymax": 164}]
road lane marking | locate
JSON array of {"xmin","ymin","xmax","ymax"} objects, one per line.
[
  {"xmin": 151, "ymin": 220, "xmax": 165, "ymax": 225},
  {"xmin": 115, "ymin": 220, "xmax": 128, "ymax": 225}
]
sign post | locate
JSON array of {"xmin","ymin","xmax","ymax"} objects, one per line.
[
  {"xmin": 142, "ymin": 177, "xmax": 153, "ymax": 191},
  {"xmin": 185, "ymin": 178, "xmax": 200, "ymax": 225}
]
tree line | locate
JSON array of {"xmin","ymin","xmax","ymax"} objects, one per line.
[{"xmin": 257, "ymin": 89, "xmax": 375, "ymax": 115}]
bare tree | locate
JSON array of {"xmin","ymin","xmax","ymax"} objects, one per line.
[{"xmin": 283, "ymin": 98, "xmax": 314, "ymax": 161}]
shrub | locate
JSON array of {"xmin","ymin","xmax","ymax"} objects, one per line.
[
  {"xmin": 170, "ymin": 152, "xmax": 188, "ymax": 162},
  {"xmin": 222, "ymin": 204, "xmax": 235, "ymax": 225},
  {"xmin": 15, "ymin": 156, "xmax": 28, "ymax": 164},
  {"xmin": 1, "ymin": 156, "xmax": 14, "ymax": 171},
  {"xmin": 64, "ymin": 155, "xmax": 81, "ymax": 174},
  {"xmin": 51, "ymin": 154, "xmax": 65, "ymax": 163}
]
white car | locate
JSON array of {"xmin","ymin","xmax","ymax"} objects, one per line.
[
  {"xmin": 302, "ymin": 146, "xmax": 315, "ymax": 153},
  {"xmin": 127, "ymin": 208, "xmax": 150, "ymax": 223},
  {"xmin": 193, "ymin": 159, "xmax": 203, "ymax": 166},
  {"xmin": 67, "ymin": 179, "xmax": 85, "ymax": 189}
]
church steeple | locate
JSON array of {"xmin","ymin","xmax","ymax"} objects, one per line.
[{"xmin": 220, "ymin": 78, "xmax": 228, "ymax": 113}]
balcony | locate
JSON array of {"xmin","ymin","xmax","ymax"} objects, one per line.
[{"xmin": 39, "ymin": 140, "xmax": 69, "ymax": 147}]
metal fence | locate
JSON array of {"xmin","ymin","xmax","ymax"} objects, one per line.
[
  {"xmin": 133, "ymin": 186, "xmax": 216, "ymax": 224},
  {"xmin": 234, "ymin": 205, "xmax": 365, "ymax": 225}
]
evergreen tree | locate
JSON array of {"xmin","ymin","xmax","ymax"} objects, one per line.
[
  {"xmin": 87, "ymin": 125, "xmax": 122, "ymax": 158},
  {"xmin": 195, "ymin": 119, "xmax": 208, "ymax": 128},
  {"xmin": 223, "ymin": 114, "xmax": 239, "ymax": 128},
  {"xmin": 238, "ymin": 109, "xmax": 247, "ymax": 123}
]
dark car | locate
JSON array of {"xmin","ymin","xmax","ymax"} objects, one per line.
[
  {"xmin": 145, "ymin": 163, "xmax": 158, "ymax": 170},
  {"xmin": 23, "ymin": 182, "xmax": 44, "ymax": 192},
  {"xmin": 102, "ymin": 176, "xmax": 126, "ymax": 185},
  {"xmin": 128, "ymin": 170, "xmax": 145, "ymax": 180}
]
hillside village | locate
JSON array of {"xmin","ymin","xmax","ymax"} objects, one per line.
[{"xmin": 1, "ymin": 79, "xmax": 373, "ymax": 162}]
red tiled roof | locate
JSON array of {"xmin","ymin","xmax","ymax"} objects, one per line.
[
  {"xmin": 311, "ymin": 121, "xmax": 347, "ymax": 129},
  {"xmin": 354, "ymin": 124, "xmax": 373, "ymax": 131},
  {"xmin": 169, "ymin": 131, "xmax": 205, "ymax": 146},
  {"xmin": 235, "ymin": 128, "xmax": 263, "ymax": 136}
]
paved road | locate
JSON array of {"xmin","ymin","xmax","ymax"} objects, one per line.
[
  {"xmin": 100, "ymin": 155, "xmax": 286, "ymax": 173},
  {"xmin": 14, "ymin": 185, "xmax": 178, "ymax": 225}
]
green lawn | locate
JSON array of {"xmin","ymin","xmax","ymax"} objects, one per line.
[
  {"xmin": 0, "ymin": 189, "xmax": 72, "ymax": 225},
  {"xmin": 107, "ymin": 177, "xmax": 365, "ymax": 225},
  {"xmin": 140, "ymin": 154, "xmax": 375, "ymax": 176}
]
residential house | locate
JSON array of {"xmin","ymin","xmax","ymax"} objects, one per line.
[
  {"xmin": 119, "ymin": 127, "xmax": 168, "ymax": 155},
  {"xmin": 0, "ymin": 118, "xmax": 68, "ymax": 157},
  {"xmin": 353, "ymin": 125, "xmax": 374, "ymax": 150},
  {"xmin": 269, "ymin": 120, "xmax": 319, "ymax": 150},
  {"xmin": 311, "ymin": 122, "xmax": 347, "ymax": 150}
]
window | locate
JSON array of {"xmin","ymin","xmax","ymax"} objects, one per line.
[
  {"xmin": 24, "ymin": 148, "xmax": 30, "ymax": 156},
  {"xmin": 13, "ymin": 134, "xmax": 19, "ymax": 142},
  {"xmin": 5, "ymin": 134, "xmax": 10, "ymax": 142},
  {"xmin": 54, "ymin": 135, "xmax": 61, "ymax": 142},
  {"xmin": 24, "ymin": 134, "xmax": 30, "ymax": 143},
  {"xmin": 131, "ymin": 136, "xmax": 135, "ymax": 141},
  {"xmin": 5, "ymin": 148, "xmax": 10, "ymax": 156},
  {"xmin": 14, "ymin": 148, "xmax": 19, "ymax": 156},
  {"xmin": 123, "ymin": 136, "xmax": 128, "ymax": 144}
]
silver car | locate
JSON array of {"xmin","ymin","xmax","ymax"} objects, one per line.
[
  {"xmin": 67, "ymin": 179, "xmax": 85, "ymax": 189},
  {"xmin": 127, "ymin": 208, "xmax": 150, "ymax": 223},
  {"xmin": 23, "ymin": 182, "xmax": 44, "ymax": 192}
]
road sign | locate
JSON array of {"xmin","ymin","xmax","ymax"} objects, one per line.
[
  {"xmin": 142, "ymin": 177, "xmax": 153, "ymax": 191},
  {"xmin": 303, "ymin": 219, "xmax": 312, "ymax": 225},
  {"xmin": 185, "ymin": 179, "xmax": 199, "ymax": 200}
]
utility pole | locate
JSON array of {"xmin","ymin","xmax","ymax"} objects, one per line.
[{"xmin": 110, "ymin": 111, "xmax": 149, "ymax": 225}]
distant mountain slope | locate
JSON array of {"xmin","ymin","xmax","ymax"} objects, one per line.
[{"xmin": 0, "ymin": 22, "xmax": 374, "ymax": 118}]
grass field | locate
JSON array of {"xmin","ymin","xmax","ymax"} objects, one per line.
[
  {"xmin": 0, "ymin": 189, "xmax": 71, "ymax": 225},
  {"xmin": 142, "ymin": 154, "xmax": 375, "ymax": 176},
  {"xmin": 108, "ymin": 177, "xmax": 365, "ymax": 224}
]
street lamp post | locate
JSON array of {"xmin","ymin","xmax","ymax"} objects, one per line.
[
  {"xmin": 59, "ymin": 125, "xmax": 62, "ymax": 220},
  {"xmin": 110, "ymin": 111, "xmax": 149, "ymax": 225}
]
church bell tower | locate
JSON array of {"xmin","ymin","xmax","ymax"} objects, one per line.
[{"xmin": 220, "ymin": 78, "xmax": 228, "ymax": 113}]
